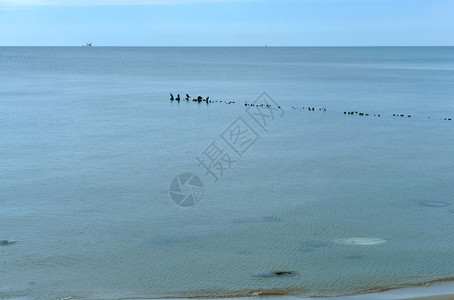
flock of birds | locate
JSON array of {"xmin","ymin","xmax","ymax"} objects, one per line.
[
  {"xmin": 170, "ymin": 93, "xmax": 236, "ymax": 104},
  {"xmin": 344, "ymin": 111, "xmax": 452, "ymax": 120},
  {"xmin": 169, "ymin": 93, "xmax": 281, "ymax": 107},
  {"xmin": 292, "ymin": 106, "xmax": 327, "ymax": 112},
  {"xmin": 169, "ymin": 93, "xmax": 452, "ymax": 121},
  {"xmin": 344, "ymin": 111, "xmax": 381, "ymax": 117},
  {"xmin": 245, "ymin": 102, "xmax": 281, "ymax": 109}
]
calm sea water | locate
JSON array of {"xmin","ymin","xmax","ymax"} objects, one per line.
[{"xmin": 1, "ymin": 47, "xmax": 454, "ymax": 299}]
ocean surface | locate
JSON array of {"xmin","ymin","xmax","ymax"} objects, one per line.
[{"xmin": 1, "ymin": 47, "xmax": 454, "ymax": 299}]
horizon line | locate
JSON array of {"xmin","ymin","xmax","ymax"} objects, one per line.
[{"xmin": 1, "ymin": 45, "xmax": 453, "ymax": 47}]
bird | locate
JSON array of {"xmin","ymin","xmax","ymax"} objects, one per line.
[
  {"xmin": 176, "ymin": 94, "xmax": 180, "ymax": 101},
  {"xmin": 170, "ymin": 93, "xmax": 174, "ymax": 101}
]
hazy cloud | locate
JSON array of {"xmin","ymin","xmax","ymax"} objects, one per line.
[{"xmin": 0, "ymin": 0, "xmax": 255, "ymax": 6}]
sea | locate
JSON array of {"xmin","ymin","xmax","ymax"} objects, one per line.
[{"xmin": 1, "ymin": 47, "xmax": 454, "ymax": 299}]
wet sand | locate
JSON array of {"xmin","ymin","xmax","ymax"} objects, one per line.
[
  {"xmin": 406, "ymin": 296, "xmax": 454, "ymax": 300},
  {"xmin": 128, "ymin": 296, "xmax": 454, "ymax": 300},
  {"xmin": 124, "ymin": 281, "xmax": 454, "ymax": 300}
]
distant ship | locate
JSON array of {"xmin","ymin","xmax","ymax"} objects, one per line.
[{"xmin": 82, "ymin": 42, "xmax": 93, "ymax": 47}]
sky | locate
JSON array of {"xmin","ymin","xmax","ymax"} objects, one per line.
[{"xmin": 0, "ymin": 0, "xmax": 453, "ymax": 46}]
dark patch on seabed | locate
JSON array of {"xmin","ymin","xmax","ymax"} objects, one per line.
[
  {"xmin": 0, "ymin": 240, "xmax": 16, "ymax": 246},
  {"xmin": 254, "ymin": 270, "xmax": 300, "ymax": 278}
]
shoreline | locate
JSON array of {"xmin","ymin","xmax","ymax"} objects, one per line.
[{"xmin": 121, "ymin": 279, "xmax": 454, "ymax": 300}]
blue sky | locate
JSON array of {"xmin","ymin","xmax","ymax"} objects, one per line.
[{"xmin": 0, "ymin": 0, "xmax": 453, "ymax": 46}]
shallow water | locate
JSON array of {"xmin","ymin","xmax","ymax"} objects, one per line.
[{"xmin": 0, "ymin": 47, "xmax": 454, "ymax": 299}]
